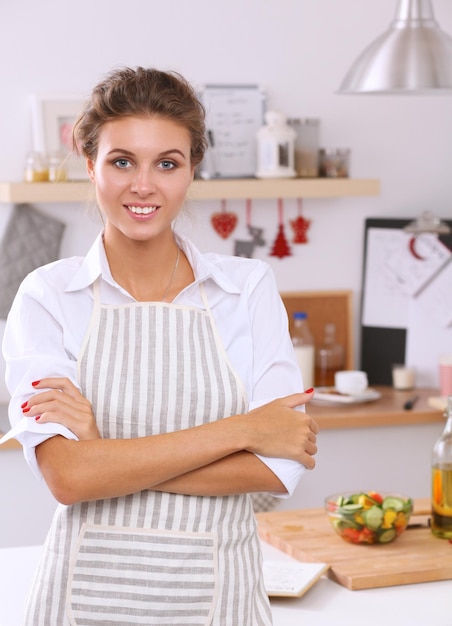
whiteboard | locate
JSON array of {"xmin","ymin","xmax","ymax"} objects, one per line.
[
  {"xmin": 360, "ymin": 218, "xmax": 452, "ymax": 386},
  {"xmin": 199, "ymin": 84, "xmax": 265, "ymax": 179}
]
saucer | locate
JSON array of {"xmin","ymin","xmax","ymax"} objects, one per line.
[{"xmin": 311, "ymin": 387, "xmax": 382, "ymax": 405}]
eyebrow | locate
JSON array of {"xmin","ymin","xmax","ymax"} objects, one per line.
[{"xmin": 107, "ymin": 148, "xmax": 188, "ymax": 160}]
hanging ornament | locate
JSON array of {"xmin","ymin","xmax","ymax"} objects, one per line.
[
  {"xmin": 211, "ymin": 199, "xmax": 238, "ymax": 239},
  {"xmin": 234, "ymin": 199, "xmax": 266, "ymax": 258},
  {"xmin": 290, "ymin": 198, "xmax": 311, "ymax": 244},
  {"xmin": 269, "ymin": 198, "xmax": 292, "ymax": 259}
]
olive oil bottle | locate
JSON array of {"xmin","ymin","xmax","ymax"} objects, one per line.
[{"xmin": 431, "ymin": 396, "xmax": 452, "ymax": 539}]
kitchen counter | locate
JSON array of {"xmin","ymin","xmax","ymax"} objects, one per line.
[
  {"xmin": 309, "ymin": 386, "xmax": 444, "ymax": 430},
  {"xmin": 1, "ymin": 540, "xmax": 450, "ymax": 626},
  {"xmin": 0, "ymin": 387, "xmax": 444, "ymax": 454}
]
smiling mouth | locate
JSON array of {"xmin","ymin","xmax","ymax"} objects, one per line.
[{"xmin": 125, "ymin": 205, "xmax": 159, "ymax": 215}]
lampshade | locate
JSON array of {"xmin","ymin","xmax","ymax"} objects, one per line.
[{"xmin": 338, "ymin": 0, "xmax": 452, "ymax": 94}]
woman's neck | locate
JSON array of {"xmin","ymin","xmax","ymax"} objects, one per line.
[{"xmin": 103, "ymin": 229, "xmax": 184, "ymax": 302}]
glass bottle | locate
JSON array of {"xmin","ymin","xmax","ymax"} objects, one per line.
[
  {"xmin": 291, "ymin": 312, "xmax": 315, "ymax": 389},
  {"xmin": 431, "ymin": 395, "xmax": 452, "ymax": 539},
  {"xmin": 315, "ymin": 323, "xmax": 345, "ymax": 387}
]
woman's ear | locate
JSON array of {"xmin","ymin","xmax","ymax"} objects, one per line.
[{"xmin": 86, "ymin": 159, "xmax": 95, "ymax": 182}]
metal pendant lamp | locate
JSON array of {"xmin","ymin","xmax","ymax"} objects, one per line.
[{"xmin": 338, "ymin": 0, "xmax": 452, "ymax": 94}]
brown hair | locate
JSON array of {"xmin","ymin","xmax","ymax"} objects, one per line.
[{"xmin": 73, "ymin": 67, "xmax": 207, "ymax": 166}]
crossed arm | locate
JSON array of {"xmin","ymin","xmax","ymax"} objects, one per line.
[{"xmin": 23, "ymin": 378, "xmax": 319, "ymax": 505}]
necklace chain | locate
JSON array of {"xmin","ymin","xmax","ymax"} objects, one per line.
[{"xmin": 161, "ymin": 247, "xmax": 181, "ymax": 302}]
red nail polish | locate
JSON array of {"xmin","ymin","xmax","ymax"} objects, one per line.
[
  {"xmin": 35, "ymin": 416, "xmax": 41, "ymax": 421},
  {"xmin": 305, "ymin": 388, "xmax": 314, "ymax": 394},
  {"xmin": 21, "ymin": 402, "xmax": 28, "ymax": 409},
  {"xmin": 31, "ymin": 380, "xmax": 40, "ymax": 387},
  {"xmin": 22, "ymin": 407, "xmax": 30, "ymax": 413}
]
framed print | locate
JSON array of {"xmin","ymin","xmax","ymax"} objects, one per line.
[
  {"xmin": 198, "ymin": 84, "xmax": 266, "ymax": 179},
  {"xmin": 31, "ymin": 96, "xmax": 88, "ymax": 180}
]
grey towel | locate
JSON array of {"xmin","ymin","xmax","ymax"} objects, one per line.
[{"xmin": 0, "ymin": 204, "xmax": 65, "ymax": 319}]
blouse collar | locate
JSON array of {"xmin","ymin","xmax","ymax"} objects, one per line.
[{"xmin": 65, "ymin": 230, "xmax": 240, "ymax": 295}]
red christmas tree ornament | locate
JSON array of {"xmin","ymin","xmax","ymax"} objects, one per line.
[
  {"xmin": 290, "ymin": 198, "xmax": 311, "ymax": 244},
  {"xmin": 270, "ymin": 199, "xmax": 292, "ymax": 259},
  {"xmin": 211, "ymin": 199, "xmax": 238, "ymax": 239}
]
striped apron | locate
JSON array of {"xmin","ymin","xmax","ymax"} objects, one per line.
[{"xmin": 24, "ymin": 282, "xmax": 272, "ymax": 625}]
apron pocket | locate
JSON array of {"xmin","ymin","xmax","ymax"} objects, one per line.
[{"xmin": 66, "ymin": 523, "xmax": 219, "ymax": 626}]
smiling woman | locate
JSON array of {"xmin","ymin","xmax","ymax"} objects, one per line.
[
  {"xmin": 1, "ymin": 66, "xmax": 319, "ymax": 625},
  {"xmin": 86, "ymin": 115, "xmax": 195, "ymax": 301}
]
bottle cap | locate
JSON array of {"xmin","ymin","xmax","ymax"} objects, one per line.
[{"xmin": 293, "ymin": 311, "xmax": 307, "ymax": 320}]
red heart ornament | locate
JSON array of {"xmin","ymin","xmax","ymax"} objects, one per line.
[{"xmin": 211, "ymin": 211, "xmax": 238, "ymax": 239}]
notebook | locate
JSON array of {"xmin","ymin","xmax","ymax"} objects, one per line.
[{"xmin": 263, "ymin": 560, "xmax": 329, "ymax": 597}]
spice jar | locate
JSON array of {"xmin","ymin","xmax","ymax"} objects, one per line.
[
  {"xmin": 24, "ymin": 151, "xmax": 49, "ymax": 182},
  {"xmin": 289, "ymin": 118, "xmax": 320, "ymax": 178},
  {"xmin": 319, "ymin": 148, "xmax": 350, "ymax": 178},
  {"xmin": 48, "ymin": 152, "xmax": 68, "ymax": 182}
]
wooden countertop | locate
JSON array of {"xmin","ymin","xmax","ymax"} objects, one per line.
[
  {"xmin": 256, "ymin": 498, "xmax": 452, "ymax": 591},
  {"xmin": 309, "ymin": 386, "xmax": 445, "ymax": 430},
  {"xmin": 0, "ymin": 387, "xmax": 445, "ymax": 452}
]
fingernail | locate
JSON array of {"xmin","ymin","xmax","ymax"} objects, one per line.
[
  {"xmin": 22, "ymin": 407, "xmax": 30, "ymax": 413},
  {"xmin": 31, "ymin": 380, "xmax": 40, "ymax": 387},
  {"xmin": 21, "ymin": 402, "xmax": 28, "ymax": 409},
  {"xmin": 305, "ymin": 388, "xmax": 314, "ymax": 394},
  {"xmin": 35, "ymin": 416, "xmax": 41, "ymax": 421}
]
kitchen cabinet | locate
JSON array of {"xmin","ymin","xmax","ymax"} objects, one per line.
[{"xmin": 0, "ymin": 178, "xmax": 380, "ymax": 203}]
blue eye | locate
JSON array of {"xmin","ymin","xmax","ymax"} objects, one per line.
[
  {"xmin": 114, "ymin": 158, "xmax": 131, "ymax": 169},
  {"xmin": 159, "ymin": 160, "xmax": 176, "ymax": 170}
]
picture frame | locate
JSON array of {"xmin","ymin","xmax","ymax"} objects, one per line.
[
  {"xmin": 198, "ymin": 84, "xmax": 266, "ymax": 179},
  {"xmin": 31, "ymin": 95, "xmax": 88, "ymax": 180}
]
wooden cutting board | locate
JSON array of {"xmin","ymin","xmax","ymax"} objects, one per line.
[{"xmin": 256, "ymin": 498, "xmax": 452, "ymax": 590}]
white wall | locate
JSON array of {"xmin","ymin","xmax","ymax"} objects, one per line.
[
  {"xmin": 1, "ymin": 0, "xmax": 452, "ymax": 546},
  {"xmin": 2, "ymin": 0, "xmax": 452, "ymax": 351}
]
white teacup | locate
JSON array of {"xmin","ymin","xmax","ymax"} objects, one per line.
[{"xmin": 335, "ymin": 370, "xmax": 368, "ymax": 395}]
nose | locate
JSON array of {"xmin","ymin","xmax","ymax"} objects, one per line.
[{"xmin": 130, "ymin": 167, "xmax": 157, "ymax": 196}]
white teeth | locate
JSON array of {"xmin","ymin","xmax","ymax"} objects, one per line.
[{"xmin": 127, "ymin": 205, "xmax": 157, "ymax": 215}]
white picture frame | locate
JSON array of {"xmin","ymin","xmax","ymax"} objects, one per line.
[
  {"xmin": 31, "ymin": 95, "xmax": 88, "ymax": 180},
  {"xmin": 198, "ymin": 84, "xmax": 266, "ymax": 179}
]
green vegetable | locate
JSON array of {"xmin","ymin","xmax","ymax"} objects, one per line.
[{"xmin": 327, "ymin": 491, "xmax": 413, "ymax": 545}]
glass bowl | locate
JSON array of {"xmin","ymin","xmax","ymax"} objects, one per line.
[{"xmin": 325, "ymin": 491, "xmax": 413, "ymax": 545}]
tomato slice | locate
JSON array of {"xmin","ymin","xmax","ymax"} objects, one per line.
[
  {"xmin": 341, "ymin": 527, "xmax": 361, "ymax": 543},
  {"xmin": 368, "ymin": 491, "xmax": 383, "ymax": 504}
]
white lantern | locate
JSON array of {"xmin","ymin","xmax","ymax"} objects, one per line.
[{"xmin": 256, "ymin": 110, "xmax": 296, "ymax": 179}]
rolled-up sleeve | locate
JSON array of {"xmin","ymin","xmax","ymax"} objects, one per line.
[
  {"xmin": 2, "ymin": 273, "xmax": 81, "ymax": 480},
  {"xmin": 245, "ymin": 265, "xmax": 308, "ymax": 498}
]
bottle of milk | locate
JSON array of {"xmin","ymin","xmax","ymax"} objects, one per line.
[{"xmin": 291, "ymin": 311, "xmax": 315, "ymax": 389}]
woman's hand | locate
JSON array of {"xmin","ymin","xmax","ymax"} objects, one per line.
[
  {"xmin": 244, "ymin": 390, "xmax": 319, "ymax": 469},
  {"xmin": 22, "ymin": 377, "xmax": 101, "ymax": 441}
]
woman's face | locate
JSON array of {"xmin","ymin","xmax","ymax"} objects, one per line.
[{"xmin": 87, "ymin": 115, "xmax": 194, "ymax": 244}]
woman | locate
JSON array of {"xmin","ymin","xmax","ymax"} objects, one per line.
[{"xmin": 2, "ymin": 67, "xmax": 319, "ymax": 625}]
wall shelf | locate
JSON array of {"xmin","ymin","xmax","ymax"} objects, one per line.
[{"xmin": 0, "ymin": 178, "xmax": 380, "ymax": 204}]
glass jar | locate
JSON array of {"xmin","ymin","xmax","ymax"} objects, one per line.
[
  {"xmin": 24, "ymin": 151, "xmax": 49, "ymax": 182},
  {"xmin": 289, "ymin": 118, "xmax": 320, "ymax": 178},
  {"xmin": 48, "ymin": 152, "xmax": 68, "ymax": 182},
  {"xmin": 319, "ymin": 148, "xmax": 350, "ymax": 178}
]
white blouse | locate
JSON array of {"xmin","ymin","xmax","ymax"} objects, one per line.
[{"xmin": 1, "ymin": 231, "xmax": 307, "ymax": 496}]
